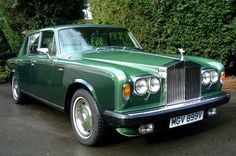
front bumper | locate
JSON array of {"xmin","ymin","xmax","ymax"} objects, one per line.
[{"xmin": 104, "ymin": 92, "xmax": 230, "ymax": 128}]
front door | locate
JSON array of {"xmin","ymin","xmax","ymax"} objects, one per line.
[{"xmin": 30, "ymin": 30, "xmax": 56, "ymax": 102}]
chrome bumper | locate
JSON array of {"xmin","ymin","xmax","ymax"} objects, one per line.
[{"xmin": 104, "ymin": 92, "xmax": 230, "ymax": 127}]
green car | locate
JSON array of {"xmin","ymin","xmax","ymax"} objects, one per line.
[{"xmin": 6, "ymin": 24, "xmax": 230, "ymax": 145}]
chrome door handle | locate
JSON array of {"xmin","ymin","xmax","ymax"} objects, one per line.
[{"xmin": 31, "ymin": 60, "xmax": 37, "ymax": 66}]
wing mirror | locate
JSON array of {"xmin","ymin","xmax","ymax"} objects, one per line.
[{"xmin": 37, "ymin": 48, "xmax": 51, "ymax": 59}]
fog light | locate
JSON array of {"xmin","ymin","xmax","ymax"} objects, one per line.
[
  {"xmin": 208, "ymin": 108, "xmax": 217, "ymax": 116},
  {"xmin": 138, "ymin": 124, "xmax": 154, "ymax": 134}
]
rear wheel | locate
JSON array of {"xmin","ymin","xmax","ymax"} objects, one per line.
[
  {"xmin": 70, "ymin": 89, "xmax": 109, "ymax": 146},
  {"xmin": 11, "ymin": 74, "xmax": 25, "ymax": 104}
]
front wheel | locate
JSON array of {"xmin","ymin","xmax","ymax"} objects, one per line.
[{"xmin": 70, "ymin": 89, "xmax": 109, "ymax": 146}]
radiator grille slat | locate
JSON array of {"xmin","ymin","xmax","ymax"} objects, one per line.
[
  {"xmin": 185, "ymin": 67, "xmax": 201, "ymax": 100},
  {"xmin": 167, "ymin": 61, "xmax": 201, "ymax": 104}
]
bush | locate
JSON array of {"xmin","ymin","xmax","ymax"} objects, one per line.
[
  {"xmin": 0, "ymin": 66, "xmax": 7, "ymax": 83},
  {"xmin": 90, "ymin": 0, "xmax": 236, "ymax": 67},
  {"xmin": 0, "ymin": 52, "xmax": 16, "ymax": 66},
  {"xmin": 0, "ymin": 0, "xmax": 86, "ymax": 53}
]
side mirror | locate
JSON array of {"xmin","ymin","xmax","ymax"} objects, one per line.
[{"xmin": 37, "ymin": 48, "xmax": 51, "ymax": 59}]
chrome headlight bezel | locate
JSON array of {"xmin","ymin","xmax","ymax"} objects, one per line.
[
  {"xmin": 149, "ymin": 77, "xmax": 161, "ymax": 93},
  {"xmin": 201, "ymin": 69, "xmax": 219, "ymax": 85},
  {"xmin": 134, "ymin": 78, "xmax": 148, "ymax": 96},
  {"xmin": 133, "ymin": 76, "xmax": 161, "ymax": 96},
  {"xmin": 210, "ymin": 70, "xmax": 219, "ymax": 84},
  {"xmin": 201, "ymin": 71, "xmax": 211, "ymax": 85}
]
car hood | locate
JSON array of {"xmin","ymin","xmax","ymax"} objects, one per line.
[
  {"xmin": 66, "ymin": 50, "xmax": 224, "ymax": 78},
  {"xmin": 76, "ymin": 50, "xmax": 179, "ymax": 77}
]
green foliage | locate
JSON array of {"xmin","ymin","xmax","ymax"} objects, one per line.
[
  {"xmin": 0, "ymin": 23, "xmax": 13, "ymax": 66},
  {"xmin": 0, "ymin": 0, "xmax": 86, "ymax": 68},
  {"xmin": 90, "ymin": 0, "xmax": 236, "ymax": 65},
  {"xmin": 0, "ymin": 0, "xmax": 86, "ymax": 54},
  {"xmin": 0, "ymin": 66, "xmax": 7, "ymax": 83},
  {"xmin": 0, "ymin": 26, "xmax": 10, "ymax": 54}
]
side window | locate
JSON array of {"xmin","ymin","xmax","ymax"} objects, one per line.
[
  {"xmin": 41, "ymin": 31, "xmax": 56, "ymax": 55},
  {"xmin": 28, "ymin": 33, "xmax": 40, "ymax": 55}
]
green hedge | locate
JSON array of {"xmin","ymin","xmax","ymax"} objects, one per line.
[
  {"xmin": 0, "ymin": 0, "xmax": 86, "ymax": 53},
  {"xmin": 90, "ymin": 0, "xmax": 236, "ymax": 65},
  {"xmin": 0, "ymin": 52, "xmax": 16, "ymax": 66},
  {"xmin": 0, "ymin": 0, "xmax": 86, "ymax": 67},
  {"xmin": 0, "ymin": 66, "xmax": 7, "ymax": 83}
]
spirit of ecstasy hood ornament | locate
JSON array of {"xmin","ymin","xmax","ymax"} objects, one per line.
[{"xmin": 178, "ymin": 48, "xmax": 185, "ymax": 61}]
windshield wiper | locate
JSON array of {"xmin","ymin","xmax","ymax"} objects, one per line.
[
  {"xmin": 96, "ymin": 46, "xmax": 122, "ymax": 51},
  {"xmin": 122, "ymin": 47, "xmax": 144, "ymax": 51},
  {"xmin": 96, "ymin": 46, "xmax": 143, "ymax": 51}
]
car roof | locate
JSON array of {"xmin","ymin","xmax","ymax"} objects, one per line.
[
  {"xmin": 26, "ymin": 24, "xmax": 127, "ymax": 36},
  {"xmin": 37, "ymin": 24, "xmax": 126, "ymax": 32}
]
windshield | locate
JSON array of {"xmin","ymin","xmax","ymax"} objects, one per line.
[{"xmin": 58, "ymin": 27, "xmax": 142, "ymax": 54}]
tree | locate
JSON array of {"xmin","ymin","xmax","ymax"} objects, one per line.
[
  {"xmin": 0, "ymin": 0, "xmax": 86, "ymax": 53},
  {"xmin": 0, "ymin": 20, "xmax": 12, "ymax": 66}
]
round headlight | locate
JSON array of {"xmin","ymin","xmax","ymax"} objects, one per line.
[
  {"xmin": 149, "ymin": 77, "xmax": 160, "ymax": 93},
  {"xmin": 210, "ymin": 70, "xmax": 219, "ymax": 83},
  {"xmin": 202, "ymin": 71, "xmax": 211, "ymax": 85},
  {"xmin": 135, "ymin": 79, "xmax": 148, "ymax": 95}
]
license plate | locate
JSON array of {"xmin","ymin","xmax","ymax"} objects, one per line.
[{"xmin": 169, "ymin": 111, "xmax": 204, "ymax": 128}]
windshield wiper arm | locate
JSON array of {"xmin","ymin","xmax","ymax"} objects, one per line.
[
  {"xmin": 96, "ymin": 46, "xmax": 122, "ymax": 51},
  {"xmin": 96, "ymin": 46, "xmax": 143, "ymax": 51}
]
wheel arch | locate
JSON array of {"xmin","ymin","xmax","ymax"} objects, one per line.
[
  {"xmin": 64, "ymin": 79, "xmax": 99, "ymax": 114},
  {"xmin": 9, "ymin": 69, "xmax": 16, "ymax": 84}
]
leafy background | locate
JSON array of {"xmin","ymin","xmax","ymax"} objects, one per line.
[
  {"xmin": 90, "ymin": 0, "xmax": 236, "ymax": 75},
  {"xmin": 0, "ymin": 0, "xmax": 85, "ymax": 66},
  {"xmin": 0, "ymin": 0, "xmax": 235, "ymax": 76}
]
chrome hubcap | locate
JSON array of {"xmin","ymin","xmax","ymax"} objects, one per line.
[
  {"xmin": 72, "ymin": 97, "xmax": 93, "ymax": 139},
  {"xmin": 12, "ymin": 76, "xmax": 19, "ymax": 100}
]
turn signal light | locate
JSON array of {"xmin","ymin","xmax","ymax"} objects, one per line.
[
  {"xmin": 123, "ymin": 83, "xmax": 131, "ymax": 101},
  {"xmin": 221, "ymin": 71, "xmax": 226, "ymax": 81}
]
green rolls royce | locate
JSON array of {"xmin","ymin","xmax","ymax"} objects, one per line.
[{"xmin": 6, "ymin": 24, "xmax": 230, "ymax": 145}]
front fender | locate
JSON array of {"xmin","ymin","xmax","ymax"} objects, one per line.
[{"xmin": 68, "ymin": 79, "xmax": 99, "ymax": 104}]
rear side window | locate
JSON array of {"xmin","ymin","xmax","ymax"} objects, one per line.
[{"xmin": 27, "ymin": 33, "xmax": 40, "ymax": 55}]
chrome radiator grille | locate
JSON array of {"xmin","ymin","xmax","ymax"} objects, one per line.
[{"xmin": 166, "ymin": 61, "xmax": 201, "ymax": 104}]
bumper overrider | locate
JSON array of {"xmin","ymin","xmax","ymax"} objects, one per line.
[{"xmin": 104, "ymin": 92, "xmax": 230, "ymax": 128}]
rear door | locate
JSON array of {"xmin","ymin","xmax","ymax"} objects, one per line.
[{"xmin": 18, "ymin": 32, "xmax": 40, "ymax": 92}]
